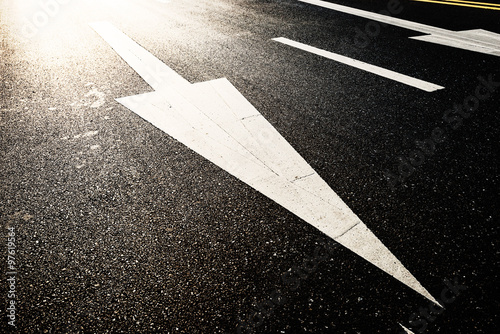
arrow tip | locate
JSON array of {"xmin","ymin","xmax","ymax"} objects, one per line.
[{"xmin": 335, "ymin": 223, "xmax": 440, "ymax": 305}]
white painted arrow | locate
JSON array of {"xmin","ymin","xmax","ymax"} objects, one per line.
[
  {"xmin": 90, "ymin": 21, "xmax": 439, "ymax": 305},
  {"xmin": 300, "ymin": 0, "xmax": 500, "ymax": 57}
]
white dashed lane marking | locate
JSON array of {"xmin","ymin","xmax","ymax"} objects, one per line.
[{"xmin": 273, "ymin": 37, "xmax": 445, "ymax": 92}]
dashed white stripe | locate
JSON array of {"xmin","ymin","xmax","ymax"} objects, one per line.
[{"xmin": 273, "ymin": 37, "xmax": 444, "ymax": 92}]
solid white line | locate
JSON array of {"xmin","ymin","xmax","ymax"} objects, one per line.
[
  {"xmin": 273, "ymin": 37, "xmax": 444, "ymax": 92},
  {"xmin": 300, "ymin": 0, "xmax": 444, "ymax": 35},
  {"xmin": 299, "ymin": 0, "xmax": 500, "ymax": 56}
]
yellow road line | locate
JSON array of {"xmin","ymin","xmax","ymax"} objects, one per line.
[
  {"xmin": 412, "ymin": 0, "xmax": 500, "ymax": 10},
  {"xmin": 443, "ymin": 0, "xmax": 500, "ymax": 7}
]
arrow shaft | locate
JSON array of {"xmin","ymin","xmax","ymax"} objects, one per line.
[{"xmin": 89, "ymin": 21, "xmax": 189, "ymax": 90}]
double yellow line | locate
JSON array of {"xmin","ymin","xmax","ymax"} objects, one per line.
[{"xmin": 412, "ymin": 0, "xmax": 500, "ymax": 10}]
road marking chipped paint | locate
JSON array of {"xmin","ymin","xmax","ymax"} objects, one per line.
[
  {"xmin": 85, "ymin": 88, "xmax": 106, "ymax": 108},
  {"xmin": 73, "ymin": 130, "xmax": 99, "ymax": 139}
]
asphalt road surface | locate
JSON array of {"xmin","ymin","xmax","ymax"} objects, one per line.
[{"xmin": 1, "ymin": 0, "xmax": 499, "ymax": 333}]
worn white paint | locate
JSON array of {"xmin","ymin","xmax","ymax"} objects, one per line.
[{"xmin": 73, "ymin": 130, "xmax": 99, "ymax": 139}]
